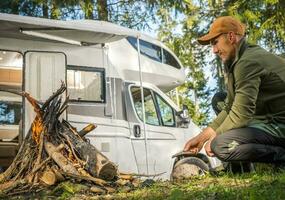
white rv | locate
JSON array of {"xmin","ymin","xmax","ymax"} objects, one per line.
[{"xmin": 0, "ymin": 13, "xmax": 220, "ymax": 179}]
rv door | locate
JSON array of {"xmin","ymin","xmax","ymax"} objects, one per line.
[{"xmin": 24, "ymin": 51, "xmax": 66, "ymax": 136}]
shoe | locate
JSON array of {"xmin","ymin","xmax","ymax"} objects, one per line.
[{"xmin": 210, "ymin": 162, "xmax": 255, "ymax": 175}]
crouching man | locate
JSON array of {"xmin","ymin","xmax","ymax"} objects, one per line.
[{"xmin": 184, "ymin": 16, "xmax": 285, "ymax": 166}]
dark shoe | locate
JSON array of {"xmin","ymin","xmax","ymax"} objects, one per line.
[{"xmin": 210, "ymin": 162, "xmax": 255, "ymax": 175}]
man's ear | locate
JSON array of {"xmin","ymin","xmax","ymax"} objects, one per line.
[{"xmin": 228, "ymin": 32, "xmax": 237, "ymax": 44}]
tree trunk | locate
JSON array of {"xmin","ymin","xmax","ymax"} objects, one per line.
[{"xmin": 97, "ymin": 0, "xmax": 108, "ymax": 21}]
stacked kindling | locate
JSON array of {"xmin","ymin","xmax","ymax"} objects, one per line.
[{"xmin": 0, "ymin": 83, "xmax": 126, "ymax": 195}]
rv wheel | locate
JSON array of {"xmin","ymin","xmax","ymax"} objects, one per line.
[{"xmin": 171, "ymin": 157, "xmax": 209, "ymax": 180}]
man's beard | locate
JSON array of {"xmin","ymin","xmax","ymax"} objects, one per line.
[{"xmin": 223, "ymin": 56, "xmax": 235, "ymax": 73}]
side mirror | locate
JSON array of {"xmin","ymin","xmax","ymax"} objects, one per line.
[
  {"xmin": 181, "ymin": 104, "xmax": 189, "ymax": 119},
  {"xmin": 177, "ymin": 104, "xmax": 190, "ymax": 127}
]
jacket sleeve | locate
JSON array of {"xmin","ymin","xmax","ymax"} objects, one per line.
[{"xmin": 210, "ymin": 60, "xmax": 265, "ymax": 134}]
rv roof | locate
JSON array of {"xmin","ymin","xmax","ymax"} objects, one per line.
[{"xmin": 0, "ymin": 13, "xmax": 143, "ymax": 45}]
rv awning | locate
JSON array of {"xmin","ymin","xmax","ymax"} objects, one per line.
[{"xmin": 0, "ymin": 13, "xmax": 140, "ymax": 45}]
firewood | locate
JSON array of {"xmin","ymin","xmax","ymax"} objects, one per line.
[
  {"xmin": 31, "ymin": 157, "xmax": 52, "ymax": 174},
  {"xmin": 77, "ymin": 168, "xmax": 91, "ymax": 177},
  {"xmin": 0, "ymin": 179, "xmax": 27, "ymax": 194},
  {"xmin": 0, "ymin": 84, "xmax": 128, "ymax": 196},
  {"xmin": 78, "ymin": 124, "xmax": 96, "ymax": 138},
  {"xmin": 51, "ymin": 166, "xmax": 65, "ymax": 182},
  {"xmin": 44, "ymin": 142, "xmax": 79, "ymax": 175},
  {"xmin": 118, "ymin": 173, "xmax": 134, "ymax": 181},
  {"xmin": 105, "ymin": 186, "xmax": 116, "ymax": 193},
  {"xmin": 63, "ymin": 134, "xmax": 86, "ymax": 166},
  {"xmin": 61, "ymin": 121, "xmax": 118, "ymax": 181},
  {"xmin": 90, "ymin": 186, "xmax": 106, "ymax": 194},
  {"xmin": 115, "ymin": 178, "xmax": 130, "ymax": 186},
  {"xmin": 131, "ymin": 178, "xmax": 141, "ymax": 188},
  {"xmin": 62, "ymin": 172, "xmax": 107, "ymax": 187},
  {"xmin": 40, "ymin": 169, "xmax": 57, "ymax": 186}
]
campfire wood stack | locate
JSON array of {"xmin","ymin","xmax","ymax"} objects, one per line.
[{"xmin": 0, "ymin": 83, "xmax": 137, "ymax": 196}]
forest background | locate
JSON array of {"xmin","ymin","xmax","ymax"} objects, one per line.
[{"xmin": 1, "ymin": 0, "xmax": 285, "ymax": 126}]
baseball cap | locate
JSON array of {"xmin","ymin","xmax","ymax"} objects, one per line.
[{"xmin": 198, "ymin": 16, "xmax": 246, "ymax": 45}]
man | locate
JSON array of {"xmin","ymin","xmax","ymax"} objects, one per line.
[{"xmin": 184, "ymin": 16, "xmax": 285, "ymax": 165}]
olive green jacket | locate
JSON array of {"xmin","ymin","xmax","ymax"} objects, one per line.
[{"xmin": 209, "ymin": 39, "xmax": 285, "ymax": 138}]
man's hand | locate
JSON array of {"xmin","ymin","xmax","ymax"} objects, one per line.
[
  {"xmin": 204, "ymin": 130, "xmax": 217, "ymax": 157},
  {"xmin": 183, "ymin": 127, "xmax": 216, "ymax": 154},
  {"xmin": 183, "ymin": 137, "xmax": 204, "ymax": 154},
  {"xmin": 204, "ymin": 139, "xmax": 214, "ymax": 156}
]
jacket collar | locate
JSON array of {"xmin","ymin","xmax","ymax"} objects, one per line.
[{"xmin": 225, "ymin": 38, "xmax": 248, "ymax": 73}]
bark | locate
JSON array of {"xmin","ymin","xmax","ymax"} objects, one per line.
[
  {"xmin": 97, "ymin": 0, "xmax": 108, "ymax": 21},
  {"xmin": 61, "ymin": 121, "xmax": 117, "ymax": 181},
  {"xmin": 0, "ymin": 83, "xmax": 119, "ymax": 195},
  {"xmin": 44, "ymin": 142, "xmax": 79, "ymax": 175}
]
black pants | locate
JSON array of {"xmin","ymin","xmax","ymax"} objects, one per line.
[
  {"xmin": 210, "ymin": 127, "xmax": 285, "ymax": 163},
  {"xmin": 211, "ymin": 92, "xmax": 285, "ymax": 163}
]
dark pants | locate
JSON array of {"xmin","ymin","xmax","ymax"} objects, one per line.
[
  {"xmin": 211, "ymin": 92, "xmax": 285, "ymax": 163},
  {"xmin": 211, "ymin": 127, "xmax": 285, "ymax": 163}
]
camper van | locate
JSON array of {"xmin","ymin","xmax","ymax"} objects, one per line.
[{"xmin": 0, "ymin": 13, "xmax": 220, "ymax": 179}]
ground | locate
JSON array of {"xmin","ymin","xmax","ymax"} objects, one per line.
[{"xmin": 4, "ymin": 166, "xmax": 285, "ymax": 200}]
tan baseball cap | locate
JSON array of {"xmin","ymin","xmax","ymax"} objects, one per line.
[{"xmin": 198, "ymin": 16, "xmax": 246, "ymax": 45}]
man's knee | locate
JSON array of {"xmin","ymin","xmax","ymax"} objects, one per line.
[{"xmin": 211, "ymin": 135, "xmax": 232, "ymax": 161}]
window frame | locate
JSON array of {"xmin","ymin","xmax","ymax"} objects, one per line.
[
  {"xmin": 153, "ymin": 92, "xmax": 176, "ymax": 127},
  {"xmin": 127, "ymin": 37, "xmax": 163, "ymax": 63},
  {"xmin": 67, "ymin": 65, "xmax": 106, "ymax": 103},
  {"xmin": 126, "ymin": 36, "xmax": 182, "ymax": 69},
  {"xmin": 129, "ymin": 85, "xmax": 176, "ymax": 127},
  {"xmin": 130, "ymin": 86, "xmax": 160, "ymax": 126},
  {"xmin": 162, "ymin": 48, "xmax": 181, "ymax": 69}
]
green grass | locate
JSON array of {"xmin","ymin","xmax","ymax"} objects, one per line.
[
  {"xmin": 98, "ymin": 170, "xmax": 285, "ymax": 200},
  {"xmin": 6, "ymin": 169, "xmax": 285, "ymax": 200}
]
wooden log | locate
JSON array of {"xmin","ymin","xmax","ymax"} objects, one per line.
[
  {"xmin": 62, "ymin": 172, "xmax": 107, "ymax": 186},
  {"xmin": 44, "ymin": 142, "xmax": 79, "ymax": 175},
  {"xmin": 0, "ymin": 179, "xmax": 27, "ymax": 194},
  {"xmin": 0, "ymin": 132, "xmax": 33, "ymax": 183},
  {"xmin": 78, "ymin": 124, "xmax": 96, "ymax": 138},
  {"xmin": 105, "ymin": 186, "xmax": 116, "ymax": 193},
  {"xmin": 90, "ymin": 185, "xmax": 106, "ymax": 194},
  {"xmin": 61, "ymin": 121, "xmax": 118, "ymax": 181},
  {"xmin": 51, "ymin": 166, "xmax": 65, "ymax": 182},
  {"xmin": 40, "ymin": 169, "xmax": 57, "ymax": 186},
  {"xmin": 118, "ymin": 173, "xmax": 134, "ymax": 181}
]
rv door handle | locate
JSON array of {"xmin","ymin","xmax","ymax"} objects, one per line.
[{"xmin": 133, "ymin": 125, "xmax": 141, "ymax": 138}]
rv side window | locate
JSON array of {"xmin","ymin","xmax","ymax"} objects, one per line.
[
  {"xmin": 127, "ymin": 37, "xmax": 162, "ymax": 62},
  {"xmin": 0, "ymin": 98, "xmax": 22, "ymax": 125},
  {"xmin": 162, "ymin": 48, "xmax": 181, "ymax": 69},
  {"xmin": 0, "ymin": 50, "xmax": 23, "ymax": 142},
  {"xmin": 67, "ymin": 66, "xmax": 105, "ymax": 103},
  {"xmin": 130, "ymin": 87, "xmax": 159, "ymax": 126},
  {"xmin": 154, "ymin": 93, "xmax": 175, "ymax": 127}
]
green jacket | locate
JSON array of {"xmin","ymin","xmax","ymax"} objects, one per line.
[{"xmin": 209, "ymin": 39, "xmax": 285, "ymax": 138}]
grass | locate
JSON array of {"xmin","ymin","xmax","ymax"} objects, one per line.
[
  {"xmin": 108, "ymin": 171, "xmax": 285, "ymax": 200},
  {"xmin": 7, "ymin": 168, "xmax": 285, "ymax": 200}
]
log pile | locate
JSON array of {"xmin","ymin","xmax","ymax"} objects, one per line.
[{"xmin": 0, "ymin": 83, "xmax": 142, "ymax": 196}]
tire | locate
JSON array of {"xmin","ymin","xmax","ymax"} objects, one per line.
[{"xmin": 171, "ymin": 157, "xmax": 209, "ymax": 180}]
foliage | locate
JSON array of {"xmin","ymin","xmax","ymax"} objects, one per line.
[
  {"xmin": 1, "ymin": 0, "xmax": 285, "ymax": 126},
  {"xmin": 223, "ymin": 0, "xmax": 285, "ymax": 52},
  {"xmin": 156, "ymin": 1, "xmax": 215, "ymax": 126},
  {"xmin": 157, "ymin": 0, "xmax": 285, "ymax": 125},
  {"xmin": 0, "ymin": 0, "xmax": 216, "ymax": 126}
]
